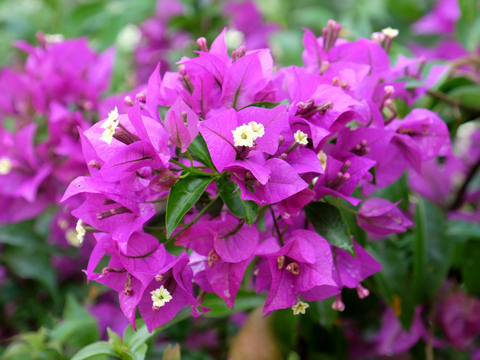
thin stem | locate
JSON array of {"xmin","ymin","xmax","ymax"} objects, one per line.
[
  {"xmin": 167, "ymin": 195, "xmax": 221, "ymax": 244},
  {"xmin": 186, "ymin": 150, "xmax": 194, "ymax": 168},
  {"xmin": 270, "ymin": 207, "xmax": 284, "ymax": 246},
  {"xmin": 449, "ymin": 156, "xmax": 480, "ymax": 210},
  {"xmin": 427, "ymin": 89, "xmax": 480, "ymax": 117}
]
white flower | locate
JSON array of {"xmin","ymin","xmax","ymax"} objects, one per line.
[
  {"xmin": 76, "ymin": 219, "xmax": 86, "ymax": 245},
  {"xmin": 0, "ymin": 157, "xmax": 12, "ymax": 175},
  {"xmin": 318, "ymin": 150, "xmax": 327, "ymax": 171},
  {"xmin": 232, "ymin": 123, "xmax": 256, "ymax": 147},
  {"xmin": 100, "ymin": 107, "xmax": 119, "ymax": 144},
  {"xmin": 151, "ymin": 285, "xmax": 173, "ymax": 308},
  {"xmin": 294, "ymin": 130, "xmax": 308, "ymax": 145},
  {"xmin": 248, "ymin": 121, "xmax": 265, "ymax": 139},
  {"xmin": 382, "ymin": 27, "xmax": 399, "ymax": 38},
  {"xmin": 292, "ymin": 301, "xmax": 309, "ymax": 315}
]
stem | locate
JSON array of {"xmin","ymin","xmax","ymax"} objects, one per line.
[
  {"xmin": 427, "ymin": 89, "xmax": 480, "ymax": 116},
  {"xmin": 186, "ymin": 150, "xmax": 194, "ymax": 168},
  {"xmin": 449, "ymin": 156, "xmax": 480, "ymax": 210},
  {"xmin": 167, "ymin": 195, "xmax": 221, "ymax": 244},
  {"xmin": 169, "ymin": 159, "xmax": 215, "ymax": 177},
  {"xmin": 270, "ymin": 207, "xmax": 284, "ymax": 246}
]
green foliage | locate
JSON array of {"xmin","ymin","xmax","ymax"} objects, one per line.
[
  {"xmin": 187, "ymin": 134, "xmax": 215, "ymax": 170},
  {"xmin": 412, "ymin": 199, "xmax": 453, "ymax": 303},
  {"xmin": 166, "ymin": 175, "xmax": 213, "ymax": 237},
  {"xmin": 201, "ymin": 290, "xmax": 265, "ymax": 318},
  {"xmin": 371, "ymin": 241, "xmax": 416, "ymax": 329},
  {"xmin": 216, "ymin": 176, "xmax": 259, "ymax": 225},
  {"xmin": 305, "ymin": 202, "xmax": 355, "ymax": 256}
]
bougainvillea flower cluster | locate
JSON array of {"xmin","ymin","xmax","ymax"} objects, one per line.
[{"xmin": 59, "ymin": 20, "xmax": 457, "ymax": 335}]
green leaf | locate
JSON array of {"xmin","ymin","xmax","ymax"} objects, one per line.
[
  {"xmin": 216, "ymin": 176, "xmax": 258, "ymax": 225},
  {"xmin": 448, "ymin": 85, "xmax": 480, "ymax": 111},
  {"xmin": 239, "ymin": 100, "xmax": 289, "ymax": 110},
  {"xmin": 51, "ymin": 295, "xmax": 99, "ymax": 349},
  {"xmin": 370, "ymin": 242, "xmax": 415, "ymax": 329},
  {"xmin": 461, "ymin": 240, "xmax": 480, "ymax": 296},
  {"xmin": 448, "ymin": 220, "xmax": 480, "ymax": 239},
  {"xmin": 395, "ymin": 76, "xmax": 425, "ymax": 89},
  {"xmin": 457, "ymin": 0, "xmax": 480, "ymax": 51},
  {"xmin": 162, "ymin": 344, "xmax": 181, "ymax": 360},
  {"xmin": 1, "ymin": 246, "xmax": 58, "ymax": 295},
  {"xmin": 412, "ymin": 199, "xmax": 453, "ymax": 303},
  {"xmin": 166, "ymin": 175, "xmax": 213, "ymax": 237},
  {"xmin": 187, "ymin": 133, "xmax": 215, "ymax": 170},
  {"xmin": 71, "ymin": 342, "xmax": 118, "ymax": 360},
  {"xmin": 108, "ymin": 328, "xmax": 125, "ymax": 353},
  {"xmin": 201, "ymin": 291, "xmax": 265, "ymax": 317},
  {"xmin": 315, "ymin": 297, "xmax": 338, "ymax": 329},
  {"xmin": 305, "ymin": 202, "xmax": 355, "ymax": 256}
]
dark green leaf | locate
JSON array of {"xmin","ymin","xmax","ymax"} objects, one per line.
[
  {"xmin": 370, "ymin": 242, "xmax": 415, "ymax": 329},
  {"xmin": 1, "ymin": 246, "xmax": 57, "ymax": 295},
  {"xmin": 187, "ymin": 133, "xmax": 215, "ymax": 170},
  {"xmin": 166, "ymin": 175, "xmax": 213, "ymax": 237},
  {"xmin": 462, "ymin": 240, "xmax": 480, "ymax": 296},
  {"xmin": 71, "ymin": 342, "xmax": 117, "ymax": 360},
  {"xmin": 315, "ymin": 297, "xmax": 338, "ymax": 329},
  {"xmin": 412, "ymin": 199, "xmax": 453, "ymax": 303},
  {"xmin": 305, "ymin": 202, "xmax": 355, "ymax": 256},
  {"xmin": 217, "ymin": 176, "xmax": 258, "ymax": 225}
]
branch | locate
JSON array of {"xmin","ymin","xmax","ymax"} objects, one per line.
[{"xmin": 449, "ymin": 157, "xmax": 480, "ymax": 210}]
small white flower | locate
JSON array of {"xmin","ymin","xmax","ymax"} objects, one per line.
[
  {"xmin": 44, "ymin": 33, "xmax": 64, "ymax": 43},
  {"xmin": 100, "ymin": 107, "xmax": 119, "ymax": 144},
  {"xmin": 232, "ymin": 123, "xmax": 256, "ymax": 147},
  {"xmin": 76, "ymin": 219, "xmax": 86, "ymax": 245},
  {"xmin": 151, "ymin": 285, "xmax": 173, "ymax": 308},
  {"xmin": 292, "ymin": 301, "xmax": 309, "ymax": 315},
  {"xmin": 0, "ymin": 157, "xmax": 12, "ymax": 175},
  {"xmin": 248, "ymin": 121, "xmax": 265, "ymax": 139},
  {"xmin": 294, "ymin": 130, "xmax": 308, "ymax": 145},
  {"xmin": 382, "ymin": 27, "xmax": 399, "ymax": 38},
  {"xmin": 318, "ymin": 150, "xmax": 327, "ymax": 171}
]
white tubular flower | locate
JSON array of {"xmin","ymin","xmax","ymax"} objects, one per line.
[
  {"xmin": 294, "ymin": 130, "xmax": 308, "ymax": 145},
  {"xmin": 232, "ymin": 123, "xmax": 256, "ymax": 147},
  {"xmin": 0, "ymin": 157, "xmax": 13, "ymax": 175},
  {"xmin": 100, "ymin": 107, "xmax": 119, "ymax": 144},
  {"xmin": 318, "ymin": 150, "xmax": 327, "ymax": 171},
  {"xmin": 292, "ymin": 301, "xmax": 309, "ymax": 315},
  {"xmin": 382, "ymin": 27, "xmax": 399, "ymax": 38},
  {"xmin": 248, "ymin": 121, "xmax": 265, "ymax": 140},
  {"xmin": 151, "ymin": 285, "xmax": 173, "ymax": 308},
  {"xmin": 76, "ymin": 219, "xmax": 86, "ymax": 245}
]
